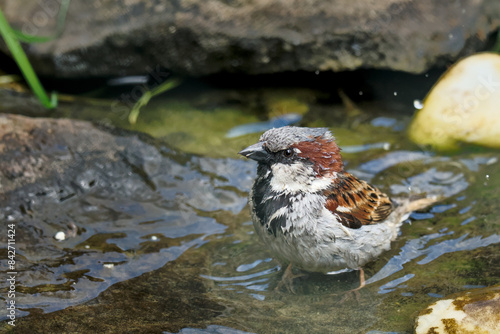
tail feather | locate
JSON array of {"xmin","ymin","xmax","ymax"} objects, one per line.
[
  {"xmin": 397, "ymin": 195, "xmax": 441, "ymax": 212},
  {"xmin": 387, "ymin": 195, "xmax": 441, "ymax": 240}
]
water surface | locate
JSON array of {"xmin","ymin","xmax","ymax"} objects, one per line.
[{"xmin": 1, "ymin": 84, "xmax": 499, "ymax": 333}]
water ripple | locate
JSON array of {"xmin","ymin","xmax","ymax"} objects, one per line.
[
  {"xmin": 368, "ymin": 233, "xmax": 500, "ymax": 289},
  {"xmin": 378, "ymin": 274, "xmax": 415, "ymax": 294},
  {"xmin": 236, "ymin": 258, "xmax": 273, "ymax": 272},
  {"xmin": 201, "ymin": 265, "xmax": 279, "ymax": 283}
]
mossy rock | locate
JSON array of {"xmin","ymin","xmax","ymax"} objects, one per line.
[{"xmin": 415, "ymin": 285, "xmax": 500, "ymax": 334}]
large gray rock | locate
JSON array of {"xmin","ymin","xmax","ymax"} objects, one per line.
[
  {"xmin": 1, "ymin": 0, "xmax": 499, "ymax": 77},
  {"xmin": 0, "ymin": 113, "xmax": 253, "ymax": 317}
]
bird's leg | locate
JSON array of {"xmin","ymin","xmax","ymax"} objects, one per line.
[
  {"xmin": 339, "ymin": 267, "xmax": 366, "ymax": 302},
  {"xmin": 275, "ymin": 263, "xmax": 306, "ymax": 293}
]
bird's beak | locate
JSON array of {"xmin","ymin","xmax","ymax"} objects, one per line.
[{"xmin": 238, "ymin": 142, "xmax": 269, "ymax": 162}]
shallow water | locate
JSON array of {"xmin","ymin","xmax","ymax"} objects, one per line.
[{"xmin": 1, "ymin": 83, "xmax": 499, "ymax": 333}]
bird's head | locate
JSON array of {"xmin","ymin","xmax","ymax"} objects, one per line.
[{"xmin": 239, "ymin": 126, "xmax": 344, "ymax": 193}]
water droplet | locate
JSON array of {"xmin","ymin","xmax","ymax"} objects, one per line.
[
  {"xmin": 413, "ymin": 99, "xmax": 424, "ymax": 109},
  {"xmin": 484, "ymin": 174, "xmax": 490, "ymax": 186},
  {"xmin": 393, "ymin": 92, "xmax": 398, "ymax": 96},
  {"xmin": 151, "ymin": 235, "xmax": 158, "ymax": 241},
  {"xmin": 54, "ymin": 231, "xmax": 66, "ymax": 241}
]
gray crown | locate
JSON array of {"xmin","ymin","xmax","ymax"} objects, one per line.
[{"xmin": 259, "ymin": 126, "xmax": 334, "ymax": 152}]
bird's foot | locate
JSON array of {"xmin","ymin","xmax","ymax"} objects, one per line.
[
  {"xmin": 275, "ymin": 263, "xmax": 306, "ymax": 294},
  {"xmin": 338, "ymin": 267, "xmax": 366, "ymax": 303},
  {"xmin": 339, "ymin": 286, "xmax": 363, "ymax": 303}
]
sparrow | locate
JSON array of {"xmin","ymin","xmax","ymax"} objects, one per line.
[{"xmin": 239, "ymin": 126, "xmax": 437, "ymax": 295}]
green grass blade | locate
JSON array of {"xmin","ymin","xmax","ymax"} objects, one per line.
[
  {"xmin": 0, "ymin": 8, "xmax": 57, "ymax": 108},
  {"xmin": 12, "ymin": 31, "xmax": 53, "ymax": 43},
  {"xmin": 11, "ymin": 0, "xmax": 70, "ymax": 43},
  {"xmin": 128, "ymin": 78, "xmax": 181, "ymax": 124},
  {"xmin": 150, "ymin": 78, "xmax": 181, "ymax": 96}
]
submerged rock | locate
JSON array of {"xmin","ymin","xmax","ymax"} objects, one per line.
[
  {"xmin": 408, "ymin": 53, "xmax": 500, "ymax": 150},
  {"xmin": 1, "ymin": 0, "xmax": 499, "ymax": 77},
  {"xmin": 415, "ymin": 286, "xmax": 500, "ymax": 334},
  {"xmin": 0, "ymin": 113, "xmax": 253, "ymax": 318}
]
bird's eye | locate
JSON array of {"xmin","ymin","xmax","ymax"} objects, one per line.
[{"xmin": 283, "ymin": 148, "xmax": 293, "ymax": 157}]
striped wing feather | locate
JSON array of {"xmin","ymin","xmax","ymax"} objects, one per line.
[{"xmin": 324, "ymin": 173, "xmax": 393, "ymax": 229}]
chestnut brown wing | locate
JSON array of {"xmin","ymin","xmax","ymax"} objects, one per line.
[{"xmin": 324, "ymin": 173, "xmax": 393, "ymax": 228}]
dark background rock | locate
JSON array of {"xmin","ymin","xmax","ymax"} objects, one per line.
[{"xmin": 0, "ymin": 0, "xmax": 499, "ymax": 78}]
